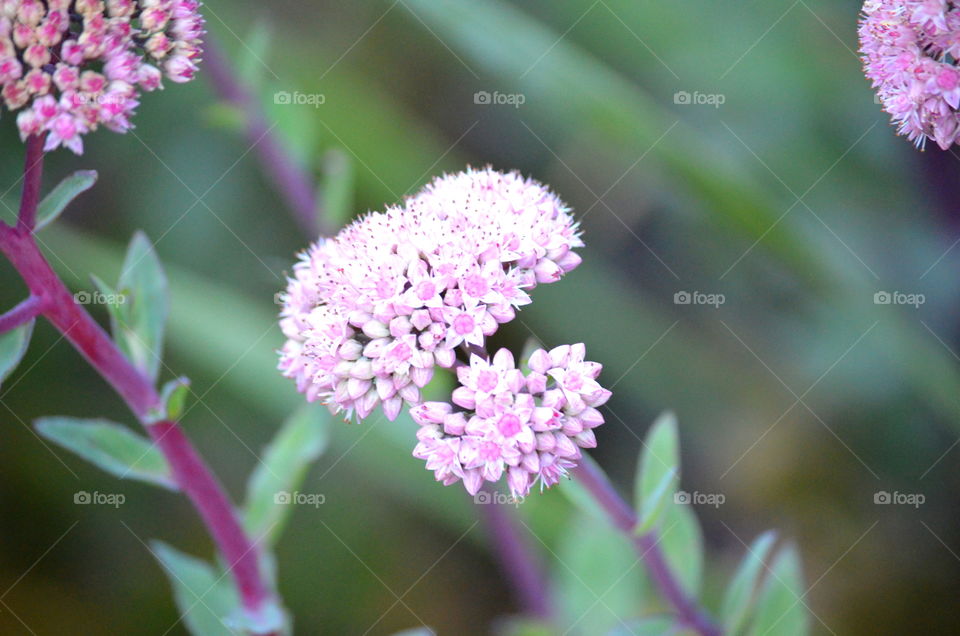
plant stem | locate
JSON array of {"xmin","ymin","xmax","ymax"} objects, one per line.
[
  {"xmin": 0, "ymin": 295, "xmax": 43, "ymax": 333},
  {"xmin": 572, "ymin": 460, "xmax": 722, "ymax": 636},
  {"xmin": 0, "ymin": 143, "xmax": 276, "ymax": 625},
  {"xmin": 16, "ymin": 135, "xmax": 44, "ymax": 233},
  {"xmin": 476, "ymin": 498, "xmax": 553, "ymax": 621},
  {"xmin": 203, "ymin": 37, "xmax": 330, "ymax": 237}
]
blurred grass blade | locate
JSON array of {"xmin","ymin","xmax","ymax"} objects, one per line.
[
  {"xmin": 35, "ymin": 417, "xmax": 177, "ymax": 490},
  {"xmin": 635, "ymin": 411, "xmax": 680, "ymax": 533},
  {"xmin": 35, "ymin": 170, "xmax": 97, "ymax": 231},
  {"xmin": 722, "ymin": 531, "xmax": 778, "ymax": 635},
  {"xmin": 150, "ymin": 541, "xmax": 239, "ymax": 636},
  {"xmin": 243, "ymin": 402, "xmax": 331, "ymax": 546},
  {"xmin": 320, "ymin": 149, "xmax": 355, "ymax": 228},
  {"xmin": 749, "ymin": 544, "xmax": 808, "ymax": 636},
  {"xmin": 400, "ymin": 0, "xmax": 825, "ymax": 281},
  {"xmin": 114, "ymin": 231, "xmax": 168, "ymax": 383},
  {"xmin": 0, "ymin": 319, "xmax": 33, "ymax": 387},
  {"xmin": 237, "ymin": 21, "xmax": 274, "ymax": 92}
]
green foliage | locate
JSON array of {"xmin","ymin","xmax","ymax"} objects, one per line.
[
  {"xmin": 107, "ymin": 232, "xmax": 169, "ymax": 384},
  {"xmin": 157, "ymin": 377, "xmax": 191, "ymax": 422},
  {"xmin": 35, "ymin": 417, "xmax": 177, "ymax": 489},
  {"xmin": 35, "ymin": 171, "xmax": 97, "ymax": 231},
  {"xmin": 656, "ymin": 501, "xmax": 704, "ymax": 598},
  {"xmin": 749, "ymin": 544, "xmax": 808, "ymax": 636},
  {"xmin": 320, "ymin": 149, "xmax": 355, "ymax": 227},
  {"xmin": 150, "ymin": 541, "xmax": 241, "ymax": 636},
  {"xmin": 554, "ymin": 510, "xmax": 651, "ymax": 635},
  {"xmin": 605, "ymin": 615, "xmax": 685, "ymax": 635},
  {"xmin": 634, "ymin": 412, "xmax": 680, "ymax": 533},
  {"xmin": 243, "ymin": 402, "xmax": 331, "ymax": 546},
  {"xmin": 722, "ymin": 531, "xmax": 778, "ymax": 635},
  {"xmin": 0, "ymin": 319, "xmax": 33, "ymax": 387}
]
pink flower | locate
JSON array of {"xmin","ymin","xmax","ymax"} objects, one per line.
[
  {"xmin": 278, "ymin": 168, "xmax": 583, "ymax": 423},
  {"xmin": 860, "ymin": 0, "xmax": 960, "ymax": 149},
  {"xmin": 411, "ymin": 345, "xmax": 609, "ymax": 497},
  {"xmin": 0, "ymin": 0, "xmax": 205, "ymax": 153}
]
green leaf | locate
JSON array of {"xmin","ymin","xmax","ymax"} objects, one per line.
[
  {"xmin": 555, "ymin": 511, "xmax": 651, "ymax": 635},
  {"xmin": 157, "ymin": 377, "xmax": 191, "ymax": 422},
  {"xmin": 0, "ymin": 319, "xmax": 33, "ymax": 387},
  {"xmin": 244, "ymin": 402, "xmax": 331, "ymax": 546},
  {"xmin": 150, "ymin": 541, "xmax": 240, "ymax": 636},
  {"xmin": 605, "ymin": 615, "xmax": 683, "ymax": 636},
  {"xmin": 237, "ymin": 20, "xmax": 274, "ymax": 92},
  {"xmin": 319, "ymin": 149, "xmax": 355, "ymax": 227},
  {"xmin": 722, "ymin": 531, "xmax": 778, "ymax": 635},
  {"xmin": 35, "ymin": 170, "xmax": 97, "ymax": 231},
  {"xmin": 749, "ymin": 544, "xmax": 808, "ymax": 636},
  {"xmin": 657, "ymin": 500, "xmax": 704, "ymax": 597},
  {"xmin": 90, "ymin": 273, "xmax": 125, "ymax": 324},
  {"xmin": 635, "ymin": 412, "xmax": 680, "ymax": 533},
  {"xmin": 114, "ymin": 231, "xmax": 168, "ymax": 383},
  {"xmin": 35, "ymin": 417, "xmax": 177, "ymax": 490}
]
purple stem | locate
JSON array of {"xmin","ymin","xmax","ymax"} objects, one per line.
[
  {"xmin": 0, "ymin": 137, "xmax": 276, "ymax": 625},
  {"xmin": 0, "ymin": 295, "xmax": 43, "ymax": 333},
  {"xmin": 16, "ymin": 133, "xmax": 44, "ymax": 233},
  {"xmin": 202, "ymin": 37, "xmax": 329, "ymax": 237},
  {"xmin": 572, "ymin": 460, "xmax": 722, "ymax": 636},
  {"xmin": 476, "ymin": 499, "xmax": 553, "ymax": 621}
]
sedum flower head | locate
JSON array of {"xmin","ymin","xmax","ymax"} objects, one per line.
[
  {"xmin": 859, "ymin": 0, "xmax": 960, "ymax": 149},
  {"xmin": 1, "ymin": 0, "xmax": 205, "ymax": 154},
  {"xmin": 278, "ymin": 167, "xmax": 583, "ymax": 423},
  {"xmin": 410, "ymin": 345, "xmax": 610, "ymax": 498}
]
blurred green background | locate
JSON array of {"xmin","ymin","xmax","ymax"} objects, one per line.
[{"xmin": 2, "ymin": 0, "xmax": 959, "ymax": 633}]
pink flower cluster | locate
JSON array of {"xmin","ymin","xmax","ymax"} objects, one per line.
[
  {"xmin": 859, "ymin": 0, "xmax": 960, "ymax": 149},
  {"xmin": 1, "ymin": 0, "xmax": 204, "ymax": 154},
  {"xmin": 278, "ymin": 167, "xmax": 583, "ymax": 421},
  {"xmin": 411, "ymin": 346, "xmax": 610, "ymax": 497}
]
